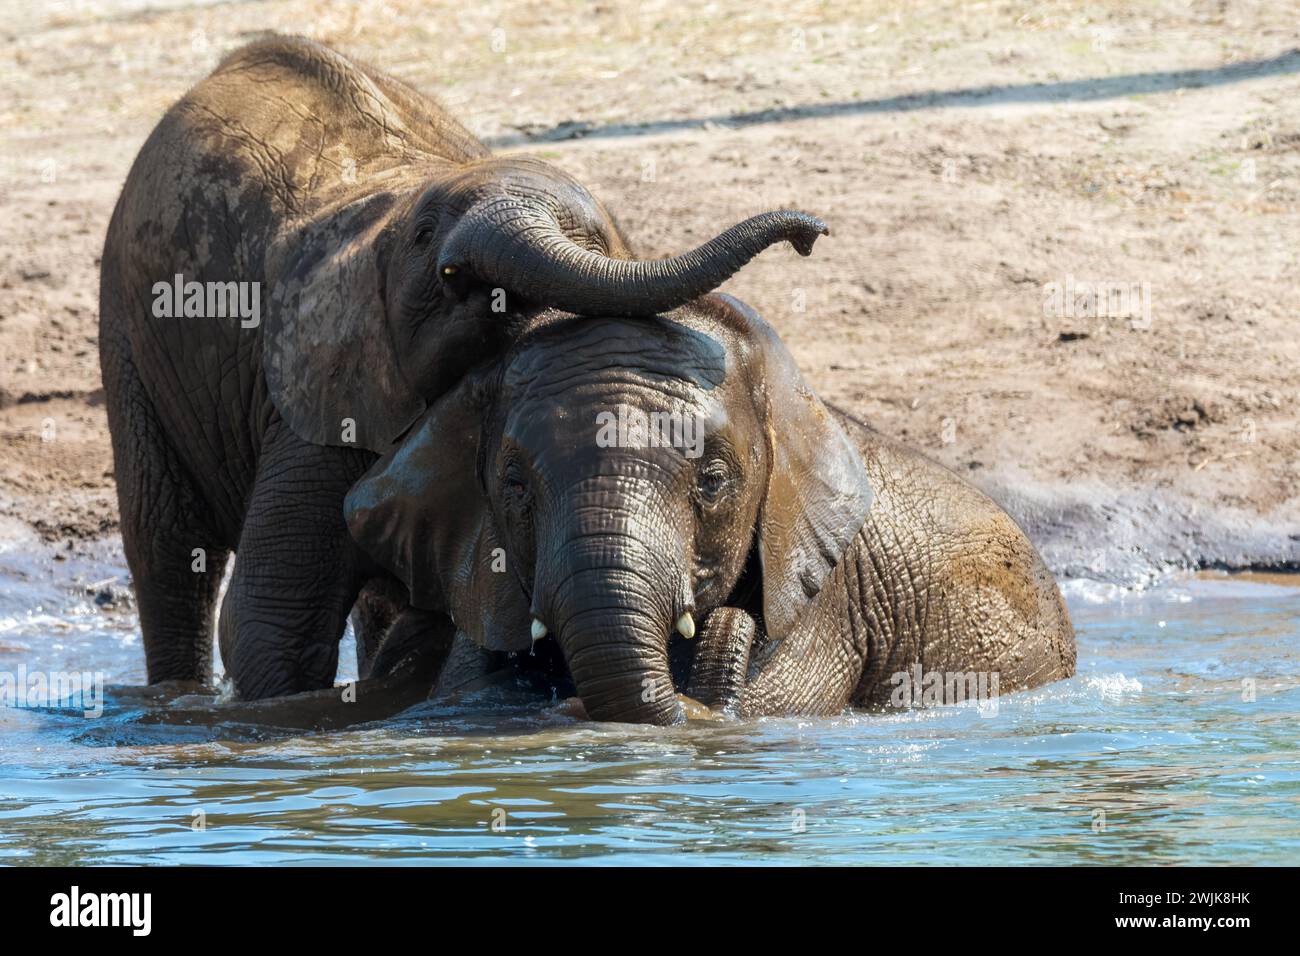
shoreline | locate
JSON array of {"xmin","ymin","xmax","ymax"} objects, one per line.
[{"xmin": 2, "ymin": 447, "xmax": 1297, "ymax": 593}]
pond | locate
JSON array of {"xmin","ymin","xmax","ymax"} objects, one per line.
[{"xmin": 1, "ymin": 539, "xmax": 1297, "ymax": 865}]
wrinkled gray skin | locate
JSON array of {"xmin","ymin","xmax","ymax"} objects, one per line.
[
  {"xmin": 347, "ymin": 297, "xmax": 1077, "ymax": 725},
  {"xmin": 100, "ymin": 36, "xmax": 825, "ymax": 699}
]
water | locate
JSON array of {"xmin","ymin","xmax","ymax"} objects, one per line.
[{"xmin": 2, "ymin": 538, "xmax": 1298, "ymax": 865}]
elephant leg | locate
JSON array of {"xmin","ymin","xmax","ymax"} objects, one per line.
[
  {"xmin": 368, "ymin": 608, "xmax": 455, "ymax": 680},
  {"xmin": 223, "ymin": 419, "xmax": 372, "ymax": 699},
  {"xmin": 103, "ymin": 329, "xmax": 229, "ymax": 685},
  {"xmin": 350, "ymin": 578, "xmax": 407, "ymax": 679},
  {"xmin": 687, "ymin": 607, "xmax": 756, "ymax": 713},
  {"xmin": 429, "ymin": 631, "xmax": 503, "ymax": 701}
]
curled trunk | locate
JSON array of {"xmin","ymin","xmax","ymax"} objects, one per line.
[{"xmin": 439, "ymin": 199, "xmax": 828, "ymax": 316}]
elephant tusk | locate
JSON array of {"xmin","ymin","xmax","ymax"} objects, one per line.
[
  {"xmin": 675, "ymin": 612, "xmax": 696, "ymax": 640},
  {"xmin": 531, "ymin": 618, "xmax": 548, "ymax": 642}
]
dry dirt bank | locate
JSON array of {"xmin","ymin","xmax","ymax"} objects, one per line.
[{"xmin": 2, "ymin": 0, "xmax": 1297, "ymax": 583}]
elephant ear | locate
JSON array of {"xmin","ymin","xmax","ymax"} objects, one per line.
[
  {"xmin": 265, "ymin": 191, "xmax": 424, "ymax": 454},
  {"xmin": 342, "ymin": 374, "xmax": 533, "ymax": 653},
  {"xmin": 721, "ymin": 294, "xmax": 874, "ymax": 642}
]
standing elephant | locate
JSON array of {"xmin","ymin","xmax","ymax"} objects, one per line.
[
  {"xmin": 345, "ymin": 297, "xmax": 1076, "ymax": 725},
  {"xmin": 100, "ymin": 35, "xmax": 827, "ymax": 698}
]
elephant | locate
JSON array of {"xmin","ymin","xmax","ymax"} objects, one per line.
[
  {"xmin": 344, "ymin": 296, "xmax": 1077, "ymax": 725},
  {"xmin": 99, "ymin": 35, "xmax": 827, "ymax": 698}
]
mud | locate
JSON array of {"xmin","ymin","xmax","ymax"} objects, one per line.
[{"xmin": 2, "ymin": 0, "xmax": 1297, "ymax": 583}]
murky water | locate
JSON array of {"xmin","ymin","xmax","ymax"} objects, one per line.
[{"xmin": 2, "ymin": 539, "xmax": 1298, "ymax": 865}]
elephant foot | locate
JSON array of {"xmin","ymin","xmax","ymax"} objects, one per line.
[{"xmin": 687, "ymin": 607, "xmax": 757, "ymax": 714}]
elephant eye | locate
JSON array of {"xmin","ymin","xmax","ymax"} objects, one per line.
[
  {"xmin": 501, "ymin": 462, "xmax": 531, "ymax": 503},
  {"xmin": 413, "ymin": 226, "xmax": 435, "ymax": 247},
  {"xmin": 696, "ymin": 461, "xmax": 732, "ymax": 505}
]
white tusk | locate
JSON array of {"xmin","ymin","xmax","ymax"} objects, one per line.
[
  {"xmin": 675, "ymin": 612, "xmax": 695, "ymax": 640},
  {"xmin": 531, "ymin": 618, "xmax": 548, "ymax": 642}
]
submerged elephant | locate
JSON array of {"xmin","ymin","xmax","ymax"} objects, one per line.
[
  {"xmin": 100, "ymin": 35, "xmax": 826, "ymax": 697},
  {"xmin": 345, "ymin": 297, "xmax": 1077, "ymax": 724}
]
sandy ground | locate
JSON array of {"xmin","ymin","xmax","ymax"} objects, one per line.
[{"xmin": 1, "ymin": 0, "xmax": 1297, "ymax": 584}]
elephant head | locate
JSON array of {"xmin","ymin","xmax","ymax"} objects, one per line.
[
  {"xmin": 262, "ymin": 154, "xmax": 828, "ymax": 453},
  {"xmin": 344, "ymin": 296, "xmax": 873, "ymax": 724}
]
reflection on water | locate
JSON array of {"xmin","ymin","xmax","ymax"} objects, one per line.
[{"xmin": 2, "ymin": 539, "xmax": 1298, "ymax": 865}]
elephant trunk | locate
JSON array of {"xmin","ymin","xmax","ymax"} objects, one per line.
[
  {"xmin": 557, "ymin": 597, "xmax": 682, "ymax": 725},
  {"xmin": 539, "ymin": 535, "xmax": 686, "ymax": 725},
  {"xmin": 438, "ymin": 198, "xmax": 828, "ymax": 317}
]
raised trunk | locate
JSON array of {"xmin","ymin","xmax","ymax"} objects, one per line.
[{"xmin": 438, "ymin": 199, "xmax": 828, "ymax": 317}]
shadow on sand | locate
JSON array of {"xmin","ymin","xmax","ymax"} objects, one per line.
[{"xmin": 487, "ymin": 49, "xmax": 1300, "ymax": 147}]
